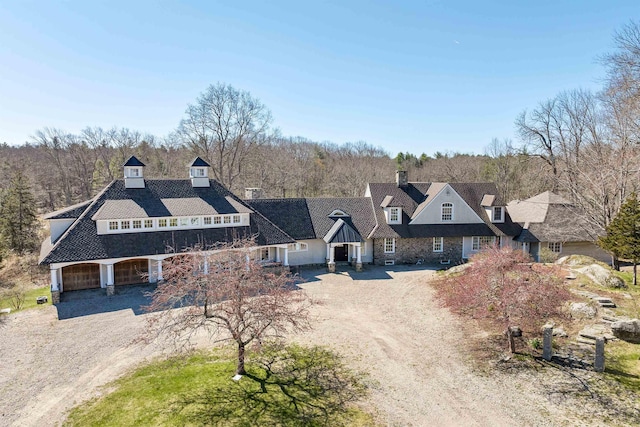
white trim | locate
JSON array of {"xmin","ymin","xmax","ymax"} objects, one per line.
[
  {"xmin": 384, "ymin": 237, "xmax": 396, "ymax": 254},
  {"xmin": 441, "ymin": 202, "xmax": 454, "ymax": 221},
  {"xmin": 433, "ymin": 237, "xmax": 443, "ymax": 252},
  {"xmin": 387, "ymin": 207, "xmax": 401, "ymax": 224},
  {"xmin": 548, "ymin": 241, "xmax": 562, "ymax": 253},
  {"xmin": 96, "ymin": 213, "xmax": 250, "ymax": 235},
  {"xmin": 385, "ymin": 259, "xmax": 395, "ymax": 266}
]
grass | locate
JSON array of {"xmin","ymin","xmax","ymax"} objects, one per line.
[
  {"xmin": 606, "ymin": 341, "xmax": 640, "ymax": 390},
  {"xmin": 64, "ymin": 347, "xmax": 375, "ymax": 427},
  {"xmin": 0, "ymin": 285, "xmax": 51, "ymax": 312}
]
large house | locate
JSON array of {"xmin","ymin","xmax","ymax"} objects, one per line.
[{"xmin": 39, "ymin": 158, "xmax": 604, "ymax": 301}]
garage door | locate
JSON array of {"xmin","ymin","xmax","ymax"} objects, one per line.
[
  {"xmin": 114, "ymin": 259, "xmax": 149, "ymax": 286},
  {"xmin": 62, "ymin": 264, "xmax": 101, "ymax": 291}
]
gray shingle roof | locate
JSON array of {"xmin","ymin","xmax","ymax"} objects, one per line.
[
  {"xmin": 123, "ymin": 156, "xmax": 145, "ymax": 167},
  {"xmin": 189, "ymin": 157, "xmax": 210, "ymax": 167},
  {"xmin": 246, "ymin": 197, "xmax": 376, "ymax": 242},
  {"xmin": 323, "ymin": 218, "xmax": 363, "ymax": 243},
  {"xmin": 43, "ymin": 200, "xmax": 93, "ymax": 220},
  {"xmin": 367, "ymin": 182, "xmax": 521, "ymax": 239},
  {"xmin": 40, "ymin": 179, "xmax": 293, "ymax": 264}
]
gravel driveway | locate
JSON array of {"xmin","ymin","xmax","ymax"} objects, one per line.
[{"xmin": 0, "ymin": 266, "xmax": 591, "ymax": 426}]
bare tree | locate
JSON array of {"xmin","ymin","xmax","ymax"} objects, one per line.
[
  {"xmin": 144, "ymin": 239, "xmax": 312, "ymax": 375},
  {"xmin": 178, "ymin": 83, "xmax": 273, "ymax": 192}
]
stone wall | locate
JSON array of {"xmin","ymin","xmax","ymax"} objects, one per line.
[{"xmin": 373, "ymin": 237, "xmax": 463, "ymax": 265}]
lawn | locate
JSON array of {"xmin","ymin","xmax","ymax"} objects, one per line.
[
  {"xmin": 0, "ymin": 285, "xmax": 51, "ymax": 312},
  {"xmin": 64, "ymin": 346, "xmax": 375, "ymax": 427}
]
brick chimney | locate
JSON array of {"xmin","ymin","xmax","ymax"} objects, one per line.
[{"xmin": 396, "ymin": 170, "xmax": 408, "ymax": 187}]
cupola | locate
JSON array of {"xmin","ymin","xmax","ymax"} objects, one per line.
[
  {"xmin": 123, "ymin": 156, "xmax": 145, "ymax": 189},
  {"xmin": 189, "ymin": 157, "xmax": 210, "ymax": 187}
]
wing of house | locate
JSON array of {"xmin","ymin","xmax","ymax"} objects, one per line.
[
  {"xmin": 365, "ymin": 171, "xmax": 521, "ymax": 265},
  {"xmin": 39, "ymin": 157, "xmax": 293, "ymax": 298},
  {"xmin": 507, "ymin": 191, "xmax": 609, "ymax": 262}
]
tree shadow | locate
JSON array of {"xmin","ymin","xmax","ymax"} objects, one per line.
[{"xmin": 174, "ymin": 344, "xmax": 368, "ymax": 427}]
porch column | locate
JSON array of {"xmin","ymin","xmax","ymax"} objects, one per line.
[
  {"xmin": 50, "ymin": 268, "xmax": 60, "ymax": 303},
  {"xmin": 356, "ymin": 244, "xmax": 363, "ymax": 272},
  {"xmin": 106, "ymin": 263, "xmax": 115, "ymax": 296},
  {"xmin": 328, "ymin": 245, "xmax": 336, "ymax": 272},
  {"xmin": 326, "ymin": 244, "xmax": 331, "ymax": 261},
  {"xmin": 275, "ymin": 247, "xmax": 281, "ymax": 263},
  {"xmin": 157, "ymin": 259, "xmax": 163, "ymax": 281},
  {"xmin": 283, "ymin": 247, "xmax": 289, "ymax": 266}
]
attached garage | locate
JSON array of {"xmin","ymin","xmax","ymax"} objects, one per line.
[
  {"xmin": 62, "ymin": 263, "xmax": 101, "ymax": 291},
  {"xmin": 114, "ymin": 259, "xmax": 149, "ymax": 286}
]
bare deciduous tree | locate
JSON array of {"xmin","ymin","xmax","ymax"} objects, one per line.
[{"xmin": 144, "ymin": 239, "xmax": 312, "ymax": 375}]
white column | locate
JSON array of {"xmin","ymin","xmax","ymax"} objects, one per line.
[
  {"xmin": 157, "ymin": 259, "xmax": 163, "ymax": 281},
  {"xmin": 106, "ymin": 264, "xmax": 114, "ymax": 285},
  {"xmin": 50, "ymin": 268, "xmax": 59, "ymax": 291},
  {"xmin": 275, "ymin": 247, "xmax": 281, "ymax": 262},
  {"xmin": 283, "ymin": 247, "xmax": 289, "ymax": 266},
  {"xmin": 356, "ymin": 244, "xmax": 362, "ymax": 263},
  {"xmin": 329, "ymin": 245, "xmax": 335, "ymax": 263},
  {"xmin": 326, "ymin": 244, "xmax": 331, "ymax": 260}
]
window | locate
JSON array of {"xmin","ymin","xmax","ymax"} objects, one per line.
[
  {"xmin": 158, "ymin": 219, "xmax": 167, "ymax": 228},
  {"xmin": 132, "ymin": 220, "xmax": 142, "ymax": 229},
  {"xmin": 223, "ymin": 216, "xmax": 231, "ymax": 224},
  {"xmin": 288, "ymin": 242, "xmax": 309, "ymax": 252},
  {"xmin": 441, "ymin": 203, "xmax": 453, "ymax": 221},
  {"xmin": 233, "ymin": 215, "xmax": 241, "ymax": 224},
  {"xmin": 384, "ymin": 238, "xmax": 395, "ymax": 254},
  {"xmin": 472, "ymin": 236, "xmax": 495, "ymax": 251},
  {"xmin": 433, "ymin": 237, "xmax": 443, "ymax": 253},
  {"xmin": 128, "ymin": 168, "xmax": 140, "ymax": 177},
  {"xmin": 121, "ymin": 220, "xmax": 130, "ymax": 230},
  {"xmin": 109, "ymin": 221, "xmax": 119, "ymax": 230},
  {"xmin": 548, "ymin": 242, "xmax": 562, "ymax": 253},
  {"xmin": 144, "ymin": 219, "xmax": 153, "ymax": 228},
  {"xmin": 169, "ymin": 218, "xmax": 178, "ymax": 227},
  {"xmin": 190, "ymin": 217, "xmax": 200, "ymax": 226},
  {"xmin": 259, "ymin": 247, "xmax": 270, "ymax": 261},
  {"xmin": 214, "ymin": 216, "xmax": 221, "ymax": 224},
  {"xmin": 492, "ymin": 206, "xmax": 504, "ymax": 222},
  {"xmin": 192, "ymin": 167, "xmax": 205, "ymax": 177},
  {"xmin": 204, "ymin": 217, "xmax": 212, "ymax": 225},
  {"xmin": 389, "ymin": 207, "xmax": 400, "ymax": 224}
]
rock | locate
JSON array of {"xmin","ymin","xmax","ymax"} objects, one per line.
[
  {"xmin": 570, "ymin": 302, "xmax": 597, "ymax": 319},
  {"xmin": 552, "ymin": 327, "xmax": 568, "ymax": 337},
  {"xmin": 0, "ymin": 308, "xmax": 10, "ymax": 314},
  {"xmin": 576, "ymin": 264, "xmax": 626, "ymax": 288},
  {"xmin": 611, "ymin": 319, "xmax": 640, "ymax": 344}
]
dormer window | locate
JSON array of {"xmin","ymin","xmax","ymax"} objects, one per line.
[
  {"xmin": 191, "ymin": 167, "xmax": 206, "ymax": 177},
  {"xmin": 388, "ymin": 207, "xmax": 401, "ymax": 224},
  {"xmin": 492, "ymin": 206, "xmax": 504, "ymax": 223},
  {"xmin": 441, "ymin": 203, "xmax": 453, "ymax": 221}
]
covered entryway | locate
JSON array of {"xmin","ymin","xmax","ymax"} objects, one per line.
[
  {"xmin": 114, "ymin": 259, "xmax": 149, "ymax": 286},
  {"xmin": 62, "ymin": 263, "xmax": 101, "ymax": 291}
]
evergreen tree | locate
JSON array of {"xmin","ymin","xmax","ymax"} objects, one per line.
[
  {"xmin": 0, "ymin": 171, "xmax": 38, "ymax": 254},
  {"xmin": 599, "ymin": 192, "xmax": 640, "ymax": 285}
]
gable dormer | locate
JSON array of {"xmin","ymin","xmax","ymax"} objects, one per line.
[
  {"xmin": 409, "ymin": 183, "xmax": 484, "ymax": 225},
  {"xmin": 380, "ymin": 195, "xmax": 401, "ymax": 224},
  {"xmin": 123, "ymin": 156, "xmax": 145, "ymax": 189},
  {"xmin": 481, "ymin": 194, "xmax": 504, "ymax": 223},
  {"xmin": 189, "ymin": 157, "xmax": 211, "ymax": 187}
]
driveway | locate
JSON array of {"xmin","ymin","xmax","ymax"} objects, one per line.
[{"xmin": 1, "ymin": 266, "xmax": 571, "ymax": 426}]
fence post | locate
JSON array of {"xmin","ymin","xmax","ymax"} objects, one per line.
[
  {"xmin": 595, "ymin": 338, "xmax": 605, "ymax": 372},
  {"xmin": 543, "ymin": 326, "xmax": 553, "ymax": 361}
]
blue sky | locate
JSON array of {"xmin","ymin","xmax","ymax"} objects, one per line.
[{"xmin": 0, "ymin": 1, "xmax": 636, "ymax": 156}]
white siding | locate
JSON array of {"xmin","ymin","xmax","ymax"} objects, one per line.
[
  {"xmin": 411, "ymin": 184, "xmax": 483, "ymax": 225},
  {"xmin": 50, "ymin": 219, "xmax": 75, "ymax": 243}
]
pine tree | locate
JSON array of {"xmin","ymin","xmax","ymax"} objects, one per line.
[
  {"xmin": 599, "ymin": 192, "xmax": 640, "ymax": 285},
  {"xmin": 0, "ymin": 171, "xmax": 38, "ymax": 254}
]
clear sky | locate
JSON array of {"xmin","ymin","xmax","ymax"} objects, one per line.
[{"xmin": 0, "ymin": 1, "xmax": 637, "ymax": 156}]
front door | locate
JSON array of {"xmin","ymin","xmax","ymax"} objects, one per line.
[{"xmin": 334, "ymin": 245, "xmax": 348, "ymax": 262}]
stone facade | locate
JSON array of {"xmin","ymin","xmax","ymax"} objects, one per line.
[{"xmin": 373, "ymin": 237, "xmax": 463, "ymax": 265}]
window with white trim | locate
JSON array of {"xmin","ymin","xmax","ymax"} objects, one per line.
[
  {"xmin": 433, "ymin": 237, "xmax": 443, "ymax": 252},
  {"xmin": 204, "ymin": 216, "xmax": 212, "ymax": 225},
  {"xmin": 169, "ymin": 218, "xmax": 178, "ymax": 227},
  {"xmin": 388, "ymin": 207, "xmax": 401, "ymax": 224},
  {"xmin": 548, "ymin": 242, "xmax": 562, "ymax": 253},
  {"xmin": 144, "ymin": 219, "xmax": 153, "ymax": 228},
  {"xmin": 492, "ymin": 206, "xmax": 504, "ymax": 222},
  {"xmin": 179, "ymin": 218, "xmax": 188, "ymax": 227},
  {"xmin": 287, "ymin": 242, "xmax": 308, "ymax": 252},
  {"xmin": 214, "ymin": 216, "xmax": 221, "ymax": 224},
  {"xmin": 441, "ymin": 203, "xmax": 453, "ymax": 221},
  {"xmin": 158, "ymin": 219, "xmax": 167, "ymax": 228},
  {"xmin": 384, "ymin": 238, "xmax": 395, "ymax": 254},
  {"xmin": 233, "ymin": 215, "xmax": 241, "ymax": 223},
  {"xmin": 192, "ymin": 167, "xmax": 205, "ymax": 177},
  {"xmin": 133, "ymin": 220, "xmax": 142, "ymax": 229},
  {"xmin": 121, "ymin": 220, "xmax": 130, "ymax": 230},
  {"xmin": 109, "ymin": 221, "xmax": 119, "ymax": 230},
  {"xmin": 223, "ymin": 215, "xmax": 231, "ymax": 224},
  {"xmin": 190, "ymin": 217, "xmax": 200, "ymax": 226},
  {"xmin": 472, "ymin": 236, "xmax": 495, "ymax": 251}
]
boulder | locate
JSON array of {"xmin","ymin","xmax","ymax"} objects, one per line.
[
  {"xmin": 611, "ymin": 319, "xmax": 640, "ymax": 344},
  {"xmin": 576, "ymin": 264, "xmax": 626, "ymax": 288},
  {"xmin": 570, "ymin": 302, "xmax": 597, "ymax": 319}
]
